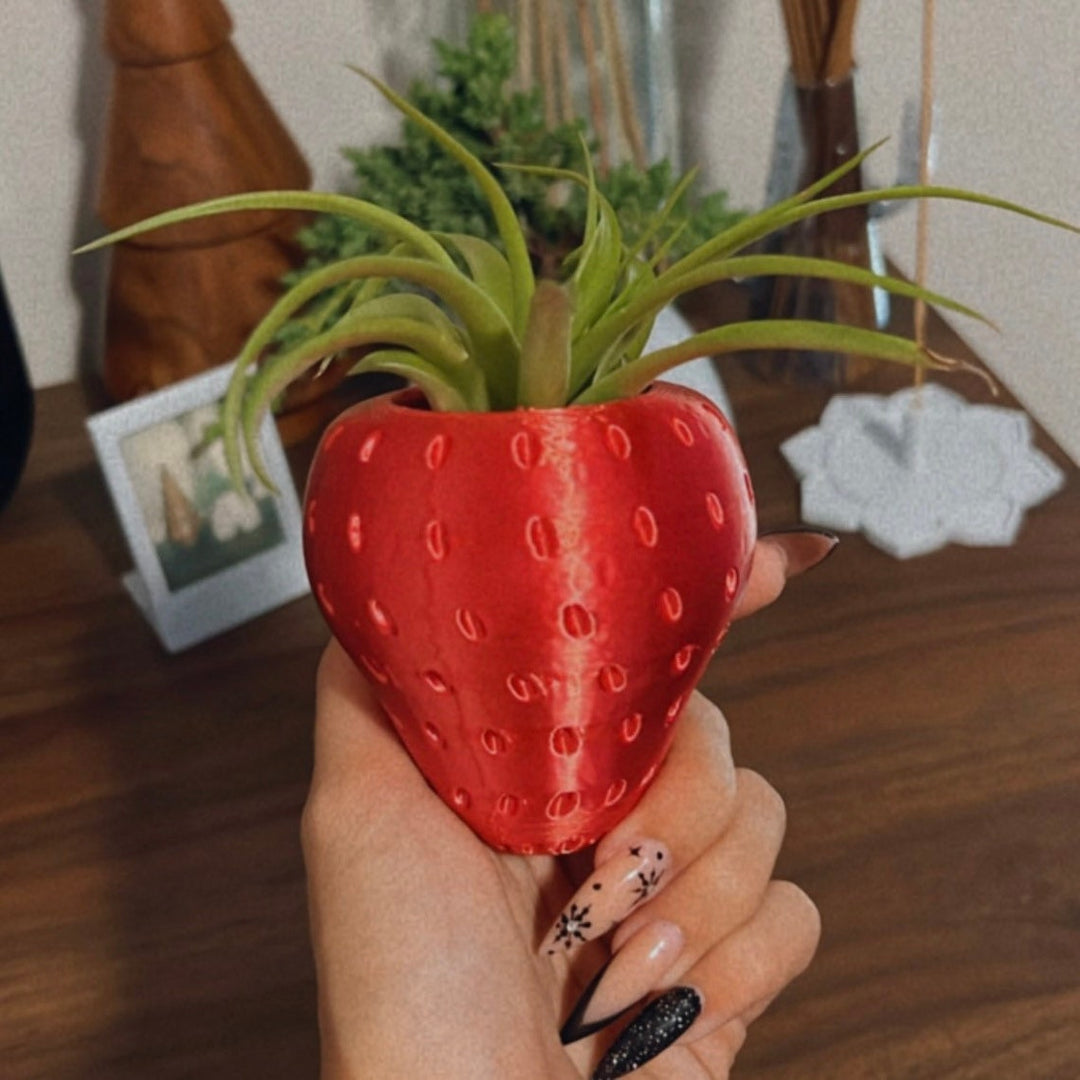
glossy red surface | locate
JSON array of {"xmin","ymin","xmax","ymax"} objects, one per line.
[{"xmin": 303, "ymin": 383, "xmax": 756, "ymax": 852}]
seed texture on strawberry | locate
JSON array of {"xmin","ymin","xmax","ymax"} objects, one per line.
[{"xmin": 305, "ymin": 383, "xmax": 754, "ymax": 852}]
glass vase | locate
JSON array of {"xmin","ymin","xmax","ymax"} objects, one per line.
[{"xmin": 755, "ymin": 71, "xmax": 880, "ymax": 385}]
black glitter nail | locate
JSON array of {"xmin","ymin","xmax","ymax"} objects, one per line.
[{"xmin": 591, "ymin": 986, "xmax": 702, "ymax": 1079}]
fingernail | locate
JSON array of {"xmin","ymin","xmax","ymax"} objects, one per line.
[
  {"xmin": 560, "ymin": 921, "xmax": 684, "ymax": 1044},
  {"xmin": 591, "ymin": 986, "xmax": 703, "ymax": 1079},
  {"xmin": 762, "ymin": 527, "xmax": 839, "ymax": 576},
  {"xmin": 542, "ymin": 841, "xmax": 670, "ymax": 956}
]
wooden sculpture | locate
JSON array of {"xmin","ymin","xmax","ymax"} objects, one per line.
[{"xmin": 97, "ymin": 0, "xmax": 316, "ymax": 415}]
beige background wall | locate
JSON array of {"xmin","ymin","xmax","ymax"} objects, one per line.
[{"xmin": 2, "ymin": 1, "xmax": 1077, "ymax": 460}]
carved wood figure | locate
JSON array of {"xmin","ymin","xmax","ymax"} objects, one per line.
[{"xmin": 98, "ymin": 0, "xmax": 313, "ymax": 408}]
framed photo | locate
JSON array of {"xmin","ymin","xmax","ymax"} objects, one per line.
[{"xmin": 87, "ymin": 364, "xmax": 309, "ymax": 652}]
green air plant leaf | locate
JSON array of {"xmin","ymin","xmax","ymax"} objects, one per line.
[
  {"xmin": 435, "ymin": 233, "xmax": 516, "ymax": 325},
  {"xmin": 189, "ymin": 419, "xmax": 225, "ymax": 461},
  {"xmin": 658, "ymin": 169, "xmax": 1080, "ymax": 294},
  {"xmin": 301, "ymin": 15, "xmax": 745, "ymax": 291},
  {"xmin": 569, "ymin": 252, "xmax": 997, "ymax": 398},
  {"xmin": 219, "ymin": 250, "xmax": 521, "ymax": 484},
  {"xmin": 766, "ymin": 183, "xmax": 1080, "ymax": 245},
  {"xmin": 301, "ymin": 280, "xmax": 370, "ymax": 339},
  {"xmin": 592, "ymin": 256, "xmax": 660, "ymax": 382},
  {"xmin": 279, "ymin": 239, "xmax": 414, "ymax": 348},
  {"xmin": 573, "ymin": 320, "xmax": 964, "ymax": 405},
  {"xmin": 496, "ymin": 160, "xmax": 631, "ymax": 314},
  {"xmin": 619, "ymin": 165, "xmax": 701, "ymax": 270},
  {"xmin": 496, "ymin": 160, "xmax": 634, "ymax": 386},
  {"xmin": 568, "ymin": 140, "xmax": 625, "ymax": 339},
  {"xmin": 655, "ymin": 139, "xmax": 891, "ymax": 284},
  {"xmin": 239, "ymin": 314, "xmax": 474, "ymax": 489},
  {"xmin": 644, "ymin": 219, "xmax": 691, "ymax": 272},
  {"xmin": 348, "ymin": 349, "xmax": 480, "ymax": 413},
  {"xmin": 347, "ymin": 66, "xmax": 536, "ymax": 335},
  {"xmin": 517, "ymin": 280, "xmax": 572, "ymax": 408},
  {"xmin": 347, "ymin": 291, "xmax": 468, "ymax": 341},
  {"xmin": 73, "ymin": 191, "xmax": 456, "ymax": 270}
]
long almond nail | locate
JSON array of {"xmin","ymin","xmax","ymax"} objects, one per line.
[
  {"xmin": 591, "ymin": 986, "xmax": 703, "ymax": 1078},
  {"xmin": 560, "ymin": 921, "xmax": 684, "ymax": 1044},
  {"xmin": 542, "ymin": 841, "xmax": 670, "ymax": 956}
]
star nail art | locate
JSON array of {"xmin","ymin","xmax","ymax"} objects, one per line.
[
  {"xmin": 550, "ymin": 902, "xmax": 594, "ymax": 950},
  {"xmin": 542, "ymin": 841, "xmax": 670, "ymax": 956}
]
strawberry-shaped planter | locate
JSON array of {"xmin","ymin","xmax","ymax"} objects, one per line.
[
  {"xmin": 305, "ymin": 383, "xmax": 754, "ymax": 851},
  {"xmin": 78, "ymin": 68, "xmax": 1073, "ymax": 852}
]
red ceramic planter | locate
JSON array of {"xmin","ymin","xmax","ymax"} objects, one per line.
[{"xmin": 303, "ymin": 382, "xmax": 756, "ymax": 853}]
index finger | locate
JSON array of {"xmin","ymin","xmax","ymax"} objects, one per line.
[{"xmin": 732, "ymin": 529, "xmax": 837, "ymax": 620}]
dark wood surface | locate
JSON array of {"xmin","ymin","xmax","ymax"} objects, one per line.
[{"xmin": 2, "ymin": 308, "xmax": 1077, "ymax": 1078}]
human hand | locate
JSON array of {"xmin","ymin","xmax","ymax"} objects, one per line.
[{"xmin": 302, "ymin": 531, "xmax": 833, "ymax": 1079}]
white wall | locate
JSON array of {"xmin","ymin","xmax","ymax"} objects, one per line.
[{"xmin": 2, "ymin": 1, "xmax": 1078, "ymax": 462}]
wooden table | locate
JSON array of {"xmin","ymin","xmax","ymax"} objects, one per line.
[{"xmin": 2, "ymin": 307, "xmax": 1078, "ymax": 1078}]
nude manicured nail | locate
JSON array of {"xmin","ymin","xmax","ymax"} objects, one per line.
[
  {"xmin": 560, "ymin": 921, "xmax": 684, "ymax": 1044},
  {"xmin": 763, "ymin": 527, "xmax": 839, "ymax": 576},
  {"xmin": 542, "ymin": 841, "xmax": 670, "ymax": 956},
  {"xmin": 591, "ymin": 986, "xmax": 703, "ymax": 1078}
]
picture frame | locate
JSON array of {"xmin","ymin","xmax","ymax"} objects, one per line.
[{"xmin": 87, "ymin": 364, "xmax": 309, "ymax": 652}]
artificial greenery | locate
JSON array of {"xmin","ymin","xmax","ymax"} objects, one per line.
[{"xmin": 290, "ymin": 14, "xmax": 742, "ymax": 287}]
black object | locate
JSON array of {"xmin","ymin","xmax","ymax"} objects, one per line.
[
  {"xmin": 559, "ymin": 957, "xmax": 634, "ymax": 1046},
  {"xmin": 592, "ymin": 986, "xmax": 703, "ymax": 1078},
  {"xmin": 0, "ymin": 269, "xmax": 34, "ymax": 512}
]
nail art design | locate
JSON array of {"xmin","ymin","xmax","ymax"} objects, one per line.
[
  {"xmin": 560, "ymin": 921, "xmax": 684, "ymax": 1045},
  {"xmin": 630, "ymin": 866, "xmax": 663, "ymax": 905},
  {"xmin": 542, "ymin": 841, "xmax": 669, "ymax": 956},
  {"xmin": 591, "ymin": 986, "xmax": 703, "ymax": 1079},
  {"xmin": 551, "ymin": 903, "xmax": 594, "ymax": 950}
]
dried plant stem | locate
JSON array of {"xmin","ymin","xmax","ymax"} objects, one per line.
[
  {"xmin": 926, "ymin": 346, "xmax": 999, "ymax": 395},
  {"xmin": 825, "ymin": 0, "xmax": 859, "ymax": 81},
  {"xmin": 517, "ymin": 0, "xmax": 535, "ymax": 91},
  {"xmin": 552, "ymin": 0, "xmax": 575, "ymax": 124},
  {"xmin": 809, "ymin": 0, "xmax": 830, "ymax": 77},
  {"xmin": 913, "ymin": 0, "xmax": 935, "ymax": 387},
  {"xmin": 537, "ymin": 0, "xmax": 557, "ymax": 128},
  {"xmin": 781, "ymin": 0, "xmax": 813, "ymax": 84},
  {"xmin": 782, "ymin": 0, "xmax": 861, "ymax": 85},
  {"xmin": 598, "ymin": 0, "xmax": 647, "ymax": 168},
  {"xmin": 483, "ymin": 0, "xmax": 652, "ymax": 171},
  {"xmin": 574, "ymin": 0, "xmax": 610, "ymax": 175}
]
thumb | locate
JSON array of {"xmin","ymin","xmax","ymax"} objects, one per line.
[
  {"xmin": 311, "ymin": 638, "xmax": 436, "ymax": 807},
  {"xmin": 732, "ymin": 529, "xmax": 837, "ymax": 620}
]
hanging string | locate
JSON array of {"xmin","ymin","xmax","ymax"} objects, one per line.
[{"xmin": 913, "ymin": 0, "xmax": 935, "ymax": 387}]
